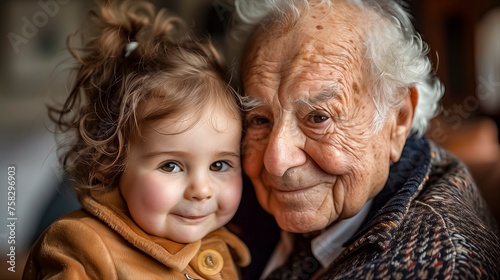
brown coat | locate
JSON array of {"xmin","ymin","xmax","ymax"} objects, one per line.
[{"xmin": 23, "ymin": 188, "xmax": 250, "ymax": 279}]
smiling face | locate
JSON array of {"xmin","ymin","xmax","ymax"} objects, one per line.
[
  {"xmin": 119, "ymin": 102, "xmax": 242, "ymax": 243},
  {"xmin": 241, "ymin": 1, "xmax": 414, "ymax": 233}
]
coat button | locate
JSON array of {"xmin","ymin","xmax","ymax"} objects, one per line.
[{"xmin": 198, "ymin": 249, "xmax": 224, "ymax": 275}]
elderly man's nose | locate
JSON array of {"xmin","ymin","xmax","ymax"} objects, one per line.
[{"xmin": 263, "ymin": 127, "xmax": 306, "ymax": 177}]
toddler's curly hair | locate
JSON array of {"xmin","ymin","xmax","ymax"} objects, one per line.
[{"xmin": 50, "ymin": 0, "xmax": 241, "ymax": 194}]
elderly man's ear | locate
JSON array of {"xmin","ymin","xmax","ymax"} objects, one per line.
[{"xmin": 390, "ymin": 87, "xmax": 418, "ymax": 163}]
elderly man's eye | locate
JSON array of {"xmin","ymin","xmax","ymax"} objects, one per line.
[
  {"xmin": 245, "ymin": 113, "xmax": 272, "ymax": 140},
  {"xmin": 307, "ymin": 113, "xmax": 330, "ymax": 123},
  {"xmin": 248, "ymin": 116, "xmax": 270, "ymax": 126}
]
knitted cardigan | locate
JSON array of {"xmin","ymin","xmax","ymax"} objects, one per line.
[{"xmin": 315, "ymin": 137, "xmax": 500, "ymax": 279}]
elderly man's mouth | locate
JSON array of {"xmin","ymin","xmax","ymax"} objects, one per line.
[{"xmin": 269, "ymin": 184, "xmax": 319, "ymax": 193}]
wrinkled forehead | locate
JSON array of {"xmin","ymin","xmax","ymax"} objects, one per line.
[
  {"xmin": 241, "ymin": 0, "xmax": 381, "ymax": 108},
  {"xmin": 243, "ymin": 1, "xmax": 380, "ymax": 79},
  {"xmin": 245, "ymin": 0, "xmax": 376, "ymax": 59}
]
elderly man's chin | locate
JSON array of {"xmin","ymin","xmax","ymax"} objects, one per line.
[
  {"xmin": 263, "ymin": 192, "xmax": 341, "ymax": 233},
  {"xmin": 272, "ymin": 206, "xmax": 337, "ymax": 233}
]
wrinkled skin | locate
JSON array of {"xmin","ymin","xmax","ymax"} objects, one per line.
[{"xmin": 241, "ymin": 0, "xmax": 417, "ymax": 233}]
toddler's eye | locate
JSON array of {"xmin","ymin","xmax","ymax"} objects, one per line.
[
  {"xmin": 210, "ymin": 161, "xmax": 230, "ymax": 172},
  {"xmin": 160, "ymin": 162, "xmax": 182, "ymax": 173}
]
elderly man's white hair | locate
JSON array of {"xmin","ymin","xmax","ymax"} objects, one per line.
[{"xmin": 230, "ymin": 0, "xmax": 443, "ymax": 137}]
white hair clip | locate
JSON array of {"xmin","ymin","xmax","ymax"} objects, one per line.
[{"xmin": 124, "ymin": 41, "xmax": 139, "ymax": 58}]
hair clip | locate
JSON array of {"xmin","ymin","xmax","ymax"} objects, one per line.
[{"xmin": 124, "ymin": 41, "xmax": 139, "ymax": 58}]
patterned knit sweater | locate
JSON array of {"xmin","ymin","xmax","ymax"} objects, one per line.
[{"xmin": 317, "ymin": 137, "xmax": 500, "ymax": 279}]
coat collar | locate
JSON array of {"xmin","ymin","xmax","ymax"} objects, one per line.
[{"xmin": 79, "ymin": 188, "xmax": 200, "ymax": 271}]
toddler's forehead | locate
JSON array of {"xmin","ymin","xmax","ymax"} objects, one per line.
[{"xmin": 140, "ymin": 101, "xmax": 239, "ymax": 133}]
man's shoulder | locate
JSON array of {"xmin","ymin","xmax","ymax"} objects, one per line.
[
  {"xmin": 324, "ymin": 141, "xmax": 500, "ymax": 279},
  {"xmin": 393, "ymin": 143, "xmax": 500, "ymax": 278},
  {"xmin": 421, "ymin": 141, "xmax": 497, "ymax": 229},
  {"xmin": 326, "ymin": 187, "xmax": 500, "ymax": 279},
  {"xmin": 394, "ymin": 184, "xmax": 500, "ymax": 278}
]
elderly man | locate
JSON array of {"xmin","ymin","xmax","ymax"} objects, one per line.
[{"xmin": 228, "ymin": 0, "xmax": 500, "ymax": 279}]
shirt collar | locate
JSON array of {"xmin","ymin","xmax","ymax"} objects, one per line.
[{"xmin": 311, "ymin": 199, "xmax": 373, "ymax": 268}]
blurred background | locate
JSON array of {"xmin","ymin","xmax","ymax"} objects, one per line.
[{"xmin": 0, "ymin": 0, "xmax": 499, "ymax": 279}]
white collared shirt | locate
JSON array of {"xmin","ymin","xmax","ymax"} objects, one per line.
[{"xmin": 260, "ymin": 199, "xmax": 373, "ymax": 279}]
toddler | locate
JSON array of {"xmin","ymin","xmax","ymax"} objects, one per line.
[{"xmin": 22, "ymin": 0, "xmax": 249, "ymax": 279}]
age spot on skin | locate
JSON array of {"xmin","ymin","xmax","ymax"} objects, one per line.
[
  {"xmin": 353, "ymin": 82, "xmax": 359, "ymax": 93},
  {"xmin": 316, "ymin": 25, "xmax": 324, "ymax": 30}
]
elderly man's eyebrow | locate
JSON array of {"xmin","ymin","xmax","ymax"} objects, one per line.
[
  {"xmin": 296, "ymin": 84, "xmax": 340, "ymax": 107},
  {"xmin": 240, "ymin": 95, "xmax": 265, "ymax": 111}
]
